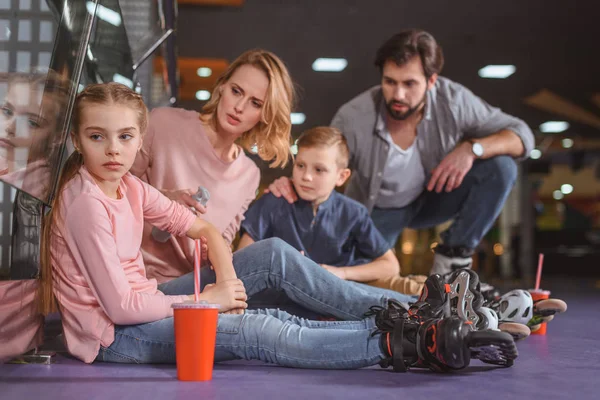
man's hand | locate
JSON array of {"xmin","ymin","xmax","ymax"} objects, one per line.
[
  {"xmin": 264, "ymin": 177, "xmax": 298, "ymax": 203},
  {"xmin": 163, "ymin": 188, "xmax": 208, "ymax": 214},
  {"xmin": 427, "ymin": 142, "xmax": 475, "ymax": 193},
  {"xmin": 320, "ymin": 264, "xmax": 347, "ymax": 280}
]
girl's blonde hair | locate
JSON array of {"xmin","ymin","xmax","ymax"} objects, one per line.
[
  {"xmin": 38, "ymin": 82, "xmax": 148, "ymax": 315},
  {"xmin": 200, "ymin": 49, "xmax": 295, "ymax": 168}
]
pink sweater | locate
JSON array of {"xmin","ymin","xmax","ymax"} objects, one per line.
[
  {"xmin": 131, "ymin": 107, "xmax": 260, "ymax": 283},
  {"xmin": 0, "ymin": 280, "xmax": 43, "ymax": 362},
  {"xmin": 51, "ymin": 167, "xmax": 196, "ymax": 363}
]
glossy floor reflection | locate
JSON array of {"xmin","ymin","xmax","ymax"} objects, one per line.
[{"xmin": 1, "ymin": 277, "xmax": 598, "ymax": 400}]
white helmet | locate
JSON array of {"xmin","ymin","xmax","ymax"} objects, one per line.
[
  {"xmin": 476, "ymin": 307, "xmax": 499, "ymax": 330},
  {"xmin": 493, "ymin": 290, "xmax": 533, "ymax": 325}
]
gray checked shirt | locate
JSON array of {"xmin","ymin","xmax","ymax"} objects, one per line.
[{"xmin": 330, "ymin": 76, "xmax": 535, "ymax": 213}]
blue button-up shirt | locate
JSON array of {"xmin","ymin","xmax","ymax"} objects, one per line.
[{"xmin": 240, "ymin": 191, "xmax": 390, "ymax": 267}]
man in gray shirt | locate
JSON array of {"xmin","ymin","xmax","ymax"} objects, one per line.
[{"xmin": 268, "ymin": 29, "xmax": 534, "ymax": 277}]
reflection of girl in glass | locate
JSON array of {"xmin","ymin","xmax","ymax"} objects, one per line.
[
  {"xmin": 0, "ymin": 70, "xmax": 69, "ymax": 199},
  {"xmin": 0, "ymin": 70, "xmax": 70, "ymax": 362}
]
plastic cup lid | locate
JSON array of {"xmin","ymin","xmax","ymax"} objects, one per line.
[
  {"xmin": 528, "ymin": 289, "xmax": 550, "ymax": 295},
  {"xmin": 172, "ymin": 300, "xmax": 220, "ymax": 309}
]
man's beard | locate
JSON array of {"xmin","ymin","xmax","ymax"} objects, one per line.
[{"xmin": 385, "ymin": 92, "xmax": 427, "ymax": 121}]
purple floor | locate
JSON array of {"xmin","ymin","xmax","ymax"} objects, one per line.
[{"xmin": 1, "ymin": 277, "xmax": 598, "ymax": 400}]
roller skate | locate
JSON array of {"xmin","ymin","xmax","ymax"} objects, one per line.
[
  {"xmin": 405, "ymin": 270, "xmax": 492, "ymax": 330},
  {"xmin": 441, "ymin": 269, "xmax": 531, "ymax": 340},
  {"xmin": 487, "ymin": 289, "xmax": 567, "ymax": 335},
  {"xmin": 366, "ymin": 276, "xmax": 518, "ymax": 372},
  {"xmin": 376, "ymin": 314, "xmax": 517, "ymax": 372}
]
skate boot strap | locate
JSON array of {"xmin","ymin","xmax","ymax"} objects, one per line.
[{"xmin": 391, "ymin": 319, "xmax": 418, "ymax": 372}]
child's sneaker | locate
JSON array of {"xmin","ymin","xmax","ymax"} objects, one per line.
[{"xmin": 378, "ymin": 315, "xmax": 518, "ymax": 372}]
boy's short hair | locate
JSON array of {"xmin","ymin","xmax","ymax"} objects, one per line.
[{"xmin": 296, "ymin": 126, "xmax": 350, "ymax": 169}]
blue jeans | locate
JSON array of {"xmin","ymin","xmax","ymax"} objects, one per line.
[
  {"xmin": 371, "ymin": 156, "xmax": 517, "ymax": 250},
  {"xmin": 97, "ymin": 308, "xmax": 384, "ymax": 368},
  {"xmin": 158, "ymin": 238, "xmax": 414, "ymax": 320}
]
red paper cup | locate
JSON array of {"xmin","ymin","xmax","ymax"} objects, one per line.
[
  {"xmin": 528, "ymin": 289, "xmax": 550, "ymax": 335},
  {"xmin": 172, "ymin": 301, "xmax": 219, "ymax": 381}
]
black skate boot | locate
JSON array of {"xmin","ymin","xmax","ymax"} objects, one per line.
[
  {"xmin": 407, "ymin": 273, "xmax": 451, "ymax": 319},
  {"xmin": 377, "ymin": 315, "xmax": 518, "ymax": 372}
]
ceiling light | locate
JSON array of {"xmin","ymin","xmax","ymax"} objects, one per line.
[
  {"xmin": 553, "ymin": 190, "xmax": 564, "ymax": 200},
  {"xmin": 312, "ymin": 58, "xmax": 348, "ymax": 72},
  {"xmin": 195, "ymin": 90, "xmax": 211, "ymax": 101},
  {"xmin": 530, "ymin": 149, "xmax": 542, "ymax": 159},
  {"xmin": 478, "ymin": 65, "xmax": 516, "ymax": 79},
  {"xmin": 561, "ymin": 138, "xmax": 574, "ymax": 148},
  {"xmin": 540, "ymin": 121, "xmax": 569, "ymax": 133},
  {"xmin": 561, "ymin": 184, "xmax": 573, "ymax": 195},
  {"xmin": 196, "ymin": 67, "xmax": 212, "ymax": 77},
  {"xmin": 86, "ymin": 2, "xmax": 122, "ymax": 27},
  {"xmin": 291, "ymin": 113, "xmax": 306, "ymax": 125}
]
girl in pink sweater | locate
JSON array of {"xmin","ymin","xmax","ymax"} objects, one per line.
[
  {"xmin": 40, "ymin": 82, "xmax": 516, "ymax": 372},
  {"xmin": 131, "ymin": 49, "xmax": 293, "ymax": 284}
]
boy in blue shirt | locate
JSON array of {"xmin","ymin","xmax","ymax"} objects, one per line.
[{"xmin": 239, "ymin": 126, "xmax": 424, "ymax": 294}]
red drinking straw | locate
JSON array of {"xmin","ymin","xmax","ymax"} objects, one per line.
[
  {"xmin": 194, "ymin": 239, "xmax": 201, "ymax": 302},
  {"xmin": 535, "ymin": 253, "xmax": 544, "ymax": 290}
]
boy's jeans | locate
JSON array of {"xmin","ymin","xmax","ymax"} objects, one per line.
[{"xmin": 158, "ymin": 237, "xmax": 414, "ymax": 319}]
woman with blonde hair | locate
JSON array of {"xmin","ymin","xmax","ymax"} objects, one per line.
[{"xmin": 131, "ymin": 49, "xmax": 294, "ymax": 285}]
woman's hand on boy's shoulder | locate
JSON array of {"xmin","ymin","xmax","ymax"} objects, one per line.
[{"xmin": 264, "ymin": 177, "xmax": 297, "ymax": 204}]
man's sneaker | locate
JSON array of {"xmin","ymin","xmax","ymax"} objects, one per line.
[
  {"xmin": 378, "ymin": 315, "xmax": 518, "ymax": 372},
  {"xmin": 432, "ymin": 245, "xmax": 498, "ymax": 300},
  {"xmin": 430, "ymin": 251, "xmax": 472, "ymax": 276}
]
